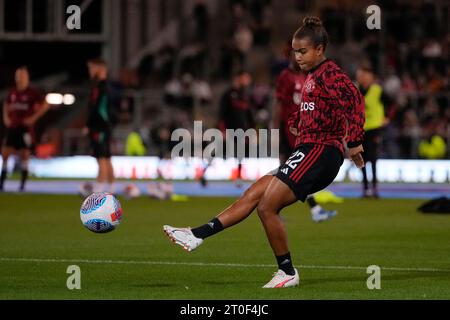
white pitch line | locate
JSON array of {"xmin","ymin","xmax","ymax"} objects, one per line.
[{"xmin": 1, "ymin": 257, "xmax": 449, "ymax": 273}]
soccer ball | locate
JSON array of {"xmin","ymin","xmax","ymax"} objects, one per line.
[{"xmin": 80, "ymin": 192, "xmax": 122, "ymax": 233}]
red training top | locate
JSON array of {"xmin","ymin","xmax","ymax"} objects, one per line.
[{"xmin": 288, "ymin": 59, "xmax": 365, "ymax": 154}]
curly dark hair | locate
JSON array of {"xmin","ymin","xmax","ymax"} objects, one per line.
[{"xmin": 293, "ymin": 16, "xmax": 329, "ymax": 50}]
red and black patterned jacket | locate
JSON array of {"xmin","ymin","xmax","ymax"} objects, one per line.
[{"xmin": 288, "ymin": 59, "xmax": 365, "ymax": 154}]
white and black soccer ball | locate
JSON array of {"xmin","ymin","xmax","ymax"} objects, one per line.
[{"xmin": 80, "ymin": 192, "xmax": 122, "ymax": 233}]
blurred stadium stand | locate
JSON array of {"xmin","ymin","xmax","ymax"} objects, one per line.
[{"xmin": 0, "ymin": 0, "xmax": 448, "ymax": 161}]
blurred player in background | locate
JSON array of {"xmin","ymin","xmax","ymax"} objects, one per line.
[
  {"xmin": 81, "ymin": 58, "xmax": 115, "ymax": 195},
  {"xmin": 164, "ymin": 17, "xmax": 365, "ymax": 288},
  {"xmin": 356, "ymin": 61, "xmax": 388, "ymax": 198},
  {"xmin": 217, "ymin": 70, "xmax": 254, "ymax": 187},
  {"xmin": 1, "ymin": 66, "xmax": 49, "ymax": 192},
  {"xmin": 274, "ymin": 43, "xmax": 337, "ymax": 222}
]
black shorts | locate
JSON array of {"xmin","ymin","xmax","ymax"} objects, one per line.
[
  {"xmin": 89, "ymin": 131, "xmax": 111, "ymax": 158},
  {"xmin": 275, "ymin": 144, "xmax": 343, "ymax": 202},
  {"xmin": 3, "ymin": 127, "xmax": 32, "ymax": 150}
]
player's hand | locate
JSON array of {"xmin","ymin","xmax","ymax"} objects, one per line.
[
  {"xmin": 82, "ymin": 127, "xmax": 89, "ymax": 136},
  {"xmin": 348, "ymin": 144, "xmax": 365, "ymax": 168},
  {"xmin": 289, "ymin": 126, "xmax": 300, "ymax": 136}
]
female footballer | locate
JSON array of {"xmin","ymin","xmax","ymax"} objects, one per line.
[{"xmin": 164, "ymin": 16, "xmax": 365, "ymax": 288}]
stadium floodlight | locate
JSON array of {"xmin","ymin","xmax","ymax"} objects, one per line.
[
  {"xmin": 45, "ymin": 93, "xmax": 63, "ymax": 105},
  {"xmin": 63, "ymin": 94, "xmax": 76, "ymax": 105}
]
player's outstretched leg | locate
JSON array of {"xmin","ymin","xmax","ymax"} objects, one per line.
[
  {"xmin": 163, "ymin": 174, "xmax": 301, "ymax": 288},
  {"xmin": 163, "ymin": 175, "xmax": 273, "ymax": 251}
]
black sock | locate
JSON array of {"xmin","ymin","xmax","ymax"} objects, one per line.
[
  {"xmin": 20, "ymin": 169, "xmax": 28, "ymax": 191},
  {"xmin": 306, "ymin": 196, "xmax": 318, "ymax": 209},
  {"xmin": 276, "ymin": 252, "xmax": 295, "ymax": 276},
  {"xmin": 191, "ymin": 218, "xmax": 224, "ymax": 239},
  {"xmin": 0, "ymin": 170, "xmax": 6, "ymax": 190}
]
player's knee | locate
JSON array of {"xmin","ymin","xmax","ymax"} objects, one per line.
[{"xmin": 257, "ymin": 200, "xmax": 273, "ymax": 220}]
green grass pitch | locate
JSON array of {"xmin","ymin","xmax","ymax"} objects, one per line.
[{"xmin": 0, "ymin": 193, "xmax": 449, "ymax": 299}]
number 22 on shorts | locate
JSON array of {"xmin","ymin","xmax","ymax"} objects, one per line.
[{"xmin": 285, "ymin": 150, "xmax": 305, "ymax": 170}]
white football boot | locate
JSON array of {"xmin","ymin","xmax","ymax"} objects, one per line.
[
  {"xmin": 163, "ymin": 225, "xmax": 203, "ymax": 252},
  {"xmin": 262, "ymin": 268, "xmax": 300, "ymax": 288}
]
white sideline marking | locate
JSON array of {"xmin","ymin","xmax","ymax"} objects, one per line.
[{"xmin": 1, "ymin": 257, "xmax": 449, "ymax": 273}]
